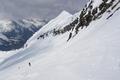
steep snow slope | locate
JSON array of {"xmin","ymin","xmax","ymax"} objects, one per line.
[
  {"xmin": 0, "ymin": 11, "xmax": 120, "ymax": 80},
  {"xmin": 0, "ymin": 0, "xmax": 120, "ymax": 80},
  {"xmin": 0, "ymin": 9, "xmax": 74, "ymax": 71},
  {"xmin": 26, "ymin": 10, "xmax": 73, "ymax": 46},
  {"xmin": 0, "ymin": 10, "xmax": 73, "ymax": 66}
]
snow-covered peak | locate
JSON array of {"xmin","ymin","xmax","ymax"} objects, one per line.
[
  {"xmin": 0, "ymin": 18, "xmax": 47, "ymax": 33},
  {"xmin": 26, "ymin": 0, "xmax": 120, "ymax": 46},
  {"xmin": 0, "ymin": 19, "xmax": 15, "ymax": 32},
  {"xmin": 25, "ymin": 11, "xmax": 73, "ymax": 45},
  {"xmin": 55, "ymin": 10, "xmax": 72, "ymax": 20},
  {"xmin": 0, "ymin": 19, "xmax": 12, "ymax": 26},
  {"xmin": 0, "ymin": 0, "xmax": 120, "ymax": 80},
  {"xmin": 0, "ymin": 18, "xmax": 47, "ymax": 51},
  {"xmin": 20, "ymin": 18, "xmax": 46, "ymax": 27},
  {"xmin": 41, "ymin": 10, "xmax": 72, "ymax": 30},
  {"xmin": 34, "ymin": 10, "xmax": 72, "ymax": 33}
]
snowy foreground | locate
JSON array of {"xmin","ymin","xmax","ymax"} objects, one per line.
[{"xmin": 0, "ymin": 0, "xmax": 120, "ymax": 80}]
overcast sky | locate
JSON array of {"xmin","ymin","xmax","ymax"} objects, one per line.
[{"xmin": 0, "ymin": 0, "xmax": 88, "ymax": 20}]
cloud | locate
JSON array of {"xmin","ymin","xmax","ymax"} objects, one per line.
[{"xmin": 0, "ymin": 0, "xmax": 88, "ymax": 20}]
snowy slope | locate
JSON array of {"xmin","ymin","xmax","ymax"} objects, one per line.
[
  {"xmin": 0, "ymin": 0, "xmax": 120, "ymax": 80},
  {"xmin": 0, "ymin": 10, "xmax": 73, "ymax": 65},
  {"xmin": 0, "ymin": 10, "xmax": 72, "ymax": 63},
  {"xmin": 25, "ymin": 10, "xmax": 73, "ymax": 46}
]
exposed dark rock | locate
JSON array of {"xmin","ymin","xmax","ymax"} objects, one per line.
[{"xmin": 37, "ymin": 0, "xmax": 120, "ymax": 42}]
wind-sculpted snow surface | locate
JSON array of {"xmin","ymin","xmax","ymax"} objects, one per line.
[{"xmin": 0, "ymin": 0, "xmax": 120, "ymax": 80}]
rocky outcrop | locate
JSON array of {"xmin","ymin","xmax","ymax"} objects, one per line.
[{"xmin": 37, "ymin": 0, "xmax": 120, "ymax": 41}]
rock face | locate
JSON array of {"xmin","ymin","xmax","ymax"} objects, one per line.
[
  {"xmin": 63, "ymin": 0, "xmax": 120, "ymax": 36},
  {"xmin": 74, "ymin": 0, "xmax": 120, "ymax": 33},
  {"xmin": 0, "ymin": 0, "xmax": 120, "ymax": 80},
  {"xmin": 0, "ymin": 19, "xmax": 47, "ymax": 51},
  {"xmin": 0, "ymin": 0, "xmax": 119, "ymax": 51},
  {"xmin": 35, "ymin": 0, "xmax": 120, "ymax": 41}
]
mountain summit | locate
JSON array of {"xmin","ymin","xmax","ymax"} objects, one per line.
[
  {"xmin": 56, "ymin": 10, "xmax": 72, "ymax": 19},
  {"xmin": 0, "ymin": 0, "xmax": 120, "ymax": 80}
]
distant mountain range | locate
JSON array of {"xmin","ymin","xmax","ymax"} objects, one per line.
[
  {"xmin": 0, "ymin": 0, "xmax": 120, "ymax": 80},
  {"xmin": 0, "ymin": 18, "xmax": 47, "ymax": 51}
]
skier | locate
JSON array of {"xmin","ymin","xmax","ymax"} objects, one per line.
[{"xmin": 29, "ymin": 62, "xmax": 31, "ymax": 67}]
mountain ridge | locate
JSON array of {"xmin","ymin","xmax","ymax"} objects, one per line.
[
  {"xmin": 0, "ymin": 18, "xmax": 47, "ymax": 51},
  {"xmin": 0, "ymin": 0, "xmax": 120, "ymax": 80}
]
